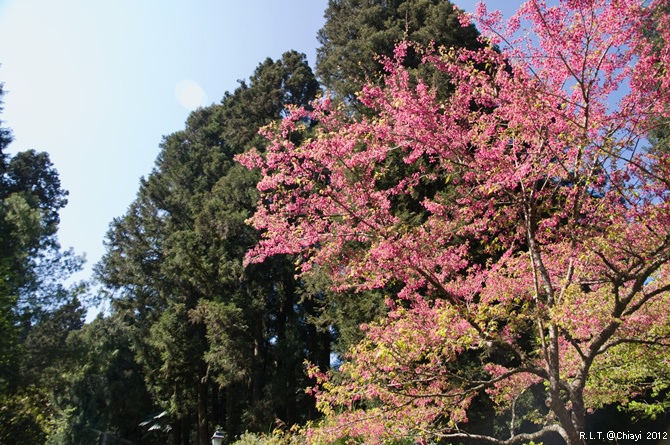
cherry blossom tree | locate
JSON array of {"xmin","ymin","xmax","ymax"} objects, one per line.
[{"xmin": 237, "ymin": 0, "xmax": 670, "ymax": 443}]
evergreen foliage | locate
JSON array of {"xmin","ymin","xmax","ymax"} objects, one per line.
[
  {"xmin": 316, "ymin": 0, "xmax": 482, "ymax": 103},
  {"xmin": 0, "ymin": 83, "xmax": 86, "ymax": 445},
  {"xmin": 94, "ymin": 51, "xmax": 325, "ymax": 445}
]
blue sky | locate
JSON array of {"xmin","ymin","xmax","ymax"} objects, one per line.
[{"xmin": 0, "ymin": 0, "xmax": 520, "ymax": 316}]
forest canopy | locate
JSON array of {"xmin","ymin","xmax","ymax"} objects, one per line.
[{"xmin": 2, "ymin": 1, "xmax": 670, "ymax": 445}]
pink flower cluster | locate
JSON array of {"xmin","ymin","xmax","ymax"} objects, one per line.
[{"xmin": 238, "ymin": 0, "xmax": 670, "ymax": 443}]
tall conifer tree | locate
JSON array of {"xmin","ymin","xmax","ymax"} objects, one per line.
[{"xmin": 96, "ymin": 51, "xmax": 323, "ymax": 444}]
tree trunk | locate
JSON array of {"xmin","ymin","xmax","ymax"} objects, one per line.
[
  {"xmin": 197, "ymin": 372, "xmax": 209, "ymax": 445},
  {"xmin": 171, "ymin": 419, "xmax": 182, "ymax": 445},
  {"xmin": 225, "ymin": 382, "xmax": 240, "ymax": 438},
  {"xmin": 252, "ymin": 314, "xmax": 265, "ymax": 408}
]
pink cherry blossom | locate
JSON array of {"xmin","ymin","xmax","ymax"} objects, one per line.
[{"xmin": 238, "ymin": 1, "xmax": 670, "ymax": 444}]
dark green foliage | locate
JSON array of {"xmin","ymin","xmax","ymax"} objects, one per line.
[
  {"xmin": 0, "ymin": 385, "xmax": 56, "ymax": 445},
  {"xmin": 300, "ymin": 268, "xmax": 384, "ymax": 357},
  {"xmin": 0, "ymin": 82, "xmax": 86, "ymax": 445},
  {"xmin": 316, "ymin": 0, "xmax": 482, "ymax": 103},
  {"xmin": 0, "ymin": 86, "xmax": 71, "ymax": 313},
  {"xmin": 49, "ymin": 313, "xmax": 159, "ymax": 445},
  {"xmin": 645, "ymin": 0, "xmax": 670, "ymax": 156},
  {"xmin": 218, "ymin": 50, "xmax": 321, "ymax": 152},
  {"xmin": 649, "ymin": 119, "xmax": 670, "ymax": 154},
  {"xmin": 308, "ymin": 1, "xmax": 485, "ymax": 355},
  {"xmin": 0, "ymin": 147, "xmax": 70, "ymax": 311},
  {"xmin": 97, "ymin": 105, "xmax": 232, "ymax": 445},
  {"xmin": 22, "ymin": 297, "xmax": 85, "ymax": 383},
  {"xmin": 94, "ymin": 51, "xmax": 325, "ymax": 445},
  {"xmin": 3, "ymin": 149, "xmax": 68, "ymax": 227},
  {"xmin": 3, "ymin": 298, "xmax": 86, "ymax": 445}
]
